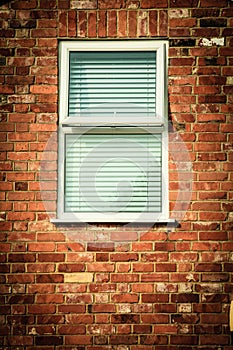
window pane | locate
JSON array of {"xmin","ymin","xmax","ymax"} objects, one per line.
[
  {"xmin": 69, "ymin": 51, "xmax": 156, "ymax": 117},
  {"xmin": 65, "ymin": 133, "xmax": 162, "ymax": 213}
]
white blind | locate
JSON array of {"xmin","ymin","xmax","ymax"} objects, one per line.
[
  {"xmin": 68, "ymin": 51, "xmax": 156, "ymax": 117},
  {"xmin": 65, "ymin": 133, "xmax": 162, "ymax": 213}
]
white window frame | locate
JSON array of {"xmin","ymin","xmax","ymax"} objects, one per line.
[{"xmin": 53, "ymin": 40, "xmax": 170, "ymax": 224}]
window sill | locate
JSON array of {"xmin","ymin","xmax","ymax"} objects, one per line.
[{"xmin": 51, "ymin": 218, "xmax": 178, "ymax": 226}]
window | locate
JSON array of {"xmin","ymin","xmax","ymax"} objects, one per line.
[{"xmin": 55, "ymin": 40, "xmax": 169, "ymax": 223}]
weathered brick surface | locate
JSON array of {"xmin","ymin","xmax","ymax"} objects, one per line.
[{"xmin": 0, "ymin": 0, "xmax": 232, "ymax": 348}]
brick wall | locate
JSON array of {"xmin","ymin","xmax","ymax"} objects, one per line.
[{"xmin": 0, "ymin": 0, "xmax": 233, "ymax": 348}]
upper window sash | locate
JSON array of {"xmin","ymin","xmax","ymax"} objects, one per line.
[{"xmin": 59, "ymin": 40, "xmax": 168, "ymax": 127}]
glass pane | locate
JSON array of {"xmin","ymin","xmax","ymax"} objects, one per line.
[
  {"xmin": 68, "ymin": 51, "xmax": 156, "ymax": 117},
  {"xmin": 65, "ymin": 133, "xmax": 162, "ymax": 213}
]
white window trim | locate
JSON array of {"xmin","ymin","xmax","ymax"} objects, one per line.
[{"xmin": 53, "ymin": 40, "xmax": 172, "ymax": 224}]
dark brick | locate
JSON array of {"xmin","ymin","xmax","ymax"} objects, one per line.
[
  {"xmin": 200, "ymin": 18, "xmax": 227, "ymax": 27},
  {"xmin": 204, "ymin": 57, "xmax": 218, "ymax": 66},
  {"xmin": 8, "ymin": 295, "xmax": 34, "ymax": 304},
  {"xmin": 169, "ymin": 38, "xmax": 195, "ymax": 47},
  {"xmin": 33, "ymin": 10, "xmax": 57, "ymax": 19},
  {"xmin": 171, "ymin": 314, "xmax": 200, "ymax": 324},
  {"xmin": 36, "ymin": 274, "xmax": 63, "ymax": 283},
  {"xmin": 111, "ymin": 314, "xmax": 140, "ymax": 324},
  {"xmin": 202, "ymin": 294, "xmax": 229, "ymax": 303},
  {"xmin": 0, "ymin": 264, "xmax": 9, "ymax": 273},
  {"xmin": 192, "ymin": 9, "xmax": 220, "ymax": 17},
  {"xmin": 7, "ymin": 316, "xmax": 35, "ymax": 325},
  {"xmin": 224, "ymin": 263, "xmax": 233, "ymax": 272},
  {"xmin": 35, "ymin": 336, "xmax": 63, "ymax": 345},
  {"xmin": 87, "ymin": 243, "xmax": 114, "ymax": 252},
  {"xmin": 0, "ymin": 49, "xmax": 14, "ymax": 57},
  {"xmin": 88, "ymin": 305, "xmax": 92, "ymax": 313},
  {"xmin": 110, "ymin": 335, "xmax": 138, "ymax": 344},
  {"xmin": 170, "ymin": 0, "xmax": 198, "ymax": 7},
  {"xmin": 0, "ymin": 57, "xmax": 6, "ymax": 66},
  {"xmin": 15, "ymin": 182, "xmax": 28, "ymax": 191},
  {"xmin": 94, "ymin": 335, "xmax": 108, "ymax": 345},
  {"xmin": 171, "ymin": 294, "xmax": 199, "ymax": 303},
  {"xmin": 8, "ymin": 254, "xmax": 36, "ymax": 263},
  {"xmin": 194, "ymin": 325, "xmax": 222, "ymax": 334},
  {"xmin": 10, "ymin": 20, "xmax": 37, "ymax": 28},
  {"xmin": 0, "ymin": 30, "xmax": 15, "ymax": 38},
  {"xmin": 171, "ymin": 335, "xmax": 198, "ymax": 345},
  {"xmin": 140, "ymin": 335, "xmax": 168, "ymax": 345}
]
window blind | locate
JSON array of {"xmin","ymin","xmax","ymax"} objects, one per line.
[
  {"xmin": 65, "ymin": 133, "xmax": 162, "ymax": 213},
  {"xmin": 68, "ymin": 51, "xmax": 156, "ymax": 117}
]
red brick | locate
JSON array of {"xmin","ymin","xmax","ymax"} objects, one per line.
[
  {"xmin": 111, "ymin": 274, "xmax": 139, "ymax": 282},
  {"xmin": 199, "ymin": 231, "xmax": 227, "ymax": 241},
  {"xmin": 141, "ymin": 314, "xmax": 169, "ymax": 324},
  {"xmin": 88, "ymin": 11, "xmax": 97, "ymax": 37},
  {"xmin": 27, "ymin": 262, "xmax": 55, "ymax": 273},
  {"xmin": 133, "ymin": 325, "xmax": 152, "ymax": 334},
  {"xmin": 65, "ymin": 314, "xmax": 93, "ymax": 324},
  {"xmin": 28, "ymin": 243, "xmax": 55, "ymax": 252},
  {"xmin": 110, "ymin": 253, "xmax": 138, "ymax": 262},
  {"xmin": 193, "ymin": 242, "xmax": 221, "ymax": 251},
  {"xmin": 199, "ymin": 212, "xmax": 227, "ymax": 221},
  {"xmin": 110, "ymin": 335, "xmax": 138, "ymax": 344},
  {"xmin": 154, "ymin": 325, "xmax": 178, "ymax": 334},
  {"xmin": 158, "ymin": 10, "xmax": 168, "ymax": 36},
  {"xmin": 112, "ymin": 294, "xmax": 138, "ymax": 303},
  {"xmin": 107, "ymin": 10, "xmax": 117, "ymax": 37},
  {"xmin": 141, "ymin": 0, "xmax": 167, "ymax": 7},
  {"xmin": 31, "ymin": 29, "xmax": 57, "ymax": 37},
  {"xmin": 58, "ymin": 305, "xmax": 85, "ymax": 314},
  {"xmin": 77, "ymin": 11, "xmax": 87, "ymax": 37},
  {"xmin": 142, "ymin": 293, "xmax": 169, "ymax": 303},
  {"xmin": 171, "ymin": 335, "xmax": 198, "ymax": 345},
  {"xmin": 58, "ymin": 325, "xmax": 86, "ymax": 334},
  {"xmin": 87, "ymin": 263, "xmax": 114, "ymax": 272},
  {"xmin": 133, "ymin": 263, "xmax": 154, "ymax": 272},
  {"xmin": 201, "ymin": 273, "xmax": 229, "ymax": 282},
  {"xmin": 111, "ymin": 231, "xmax": 137, "ymax": 241},
  {"xmin": 8, "ymin": 212, "xmax": 35, "ymax": 221},
  {"xmin": 142, "ymin": 253, "xmax": 168, "ymax": 262},
  {"xmin": 170, "ymin": 57, "xmax": 195, "ymax": 67},
  {"xmin": 89, "ymin": 283, "xmax": 116, "ymax": 292},
  {"xmin": 170, "ymin": 252, "xmax": 198, "ymax": 262},
  {"xmin": 8, "ymin": 274, "xmax": 35, "ymax": 284},
  {"xmin": 132, "ymin": 283, "xmax": 154, "ymax": 293},
  {"xmin": 8, "ymin": 336, "xmax": 33, "ymax": 346},
  {"xmin": 141, "ymin": 273, "xmax": 169, "ymax": 282},
  {"xmin": 140, "ymin": 231, "xmax": 167, "ymax": 241},
  {"xmin": 201, "ymin": 313, "xmax": 228, "ymax": 324},
  {"xmin": 58, "ymin": 263, "xmax": 85, "ymax": 272},
  {"xmin": 97, "ymin": 10, "xmax": 106, "ymax": 37},
  {"xmin": 128, "ymin": 10, "xmax": 137, "ymax": 37},
  {"xmin": 132, "ymin": 242, "xmax": 153, "ymax": 251},
  {"xmin": 36, "ymin": 274, "xmax": 64, "ymax": 283},
  {"xmin": 200, "ymin": 335, "xmax": 229, "ymax": 345},
  {"xmin": 156, "ymin": 263, "xmax": 176, "ymax": 272},
  {"xmin": 98, "ymin": 0, "xmax": 123, "ymax": 8},
  {"xmin": 148, "ymin": 10, "xmax": 157, "ymax": 36},
  {"xmin": 91, "ymin": 304, "xmax": 116, "ymax": 313},
  {"xmin": 118, "ymin": 10, "xmax": 127, "ymax": 37}
]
